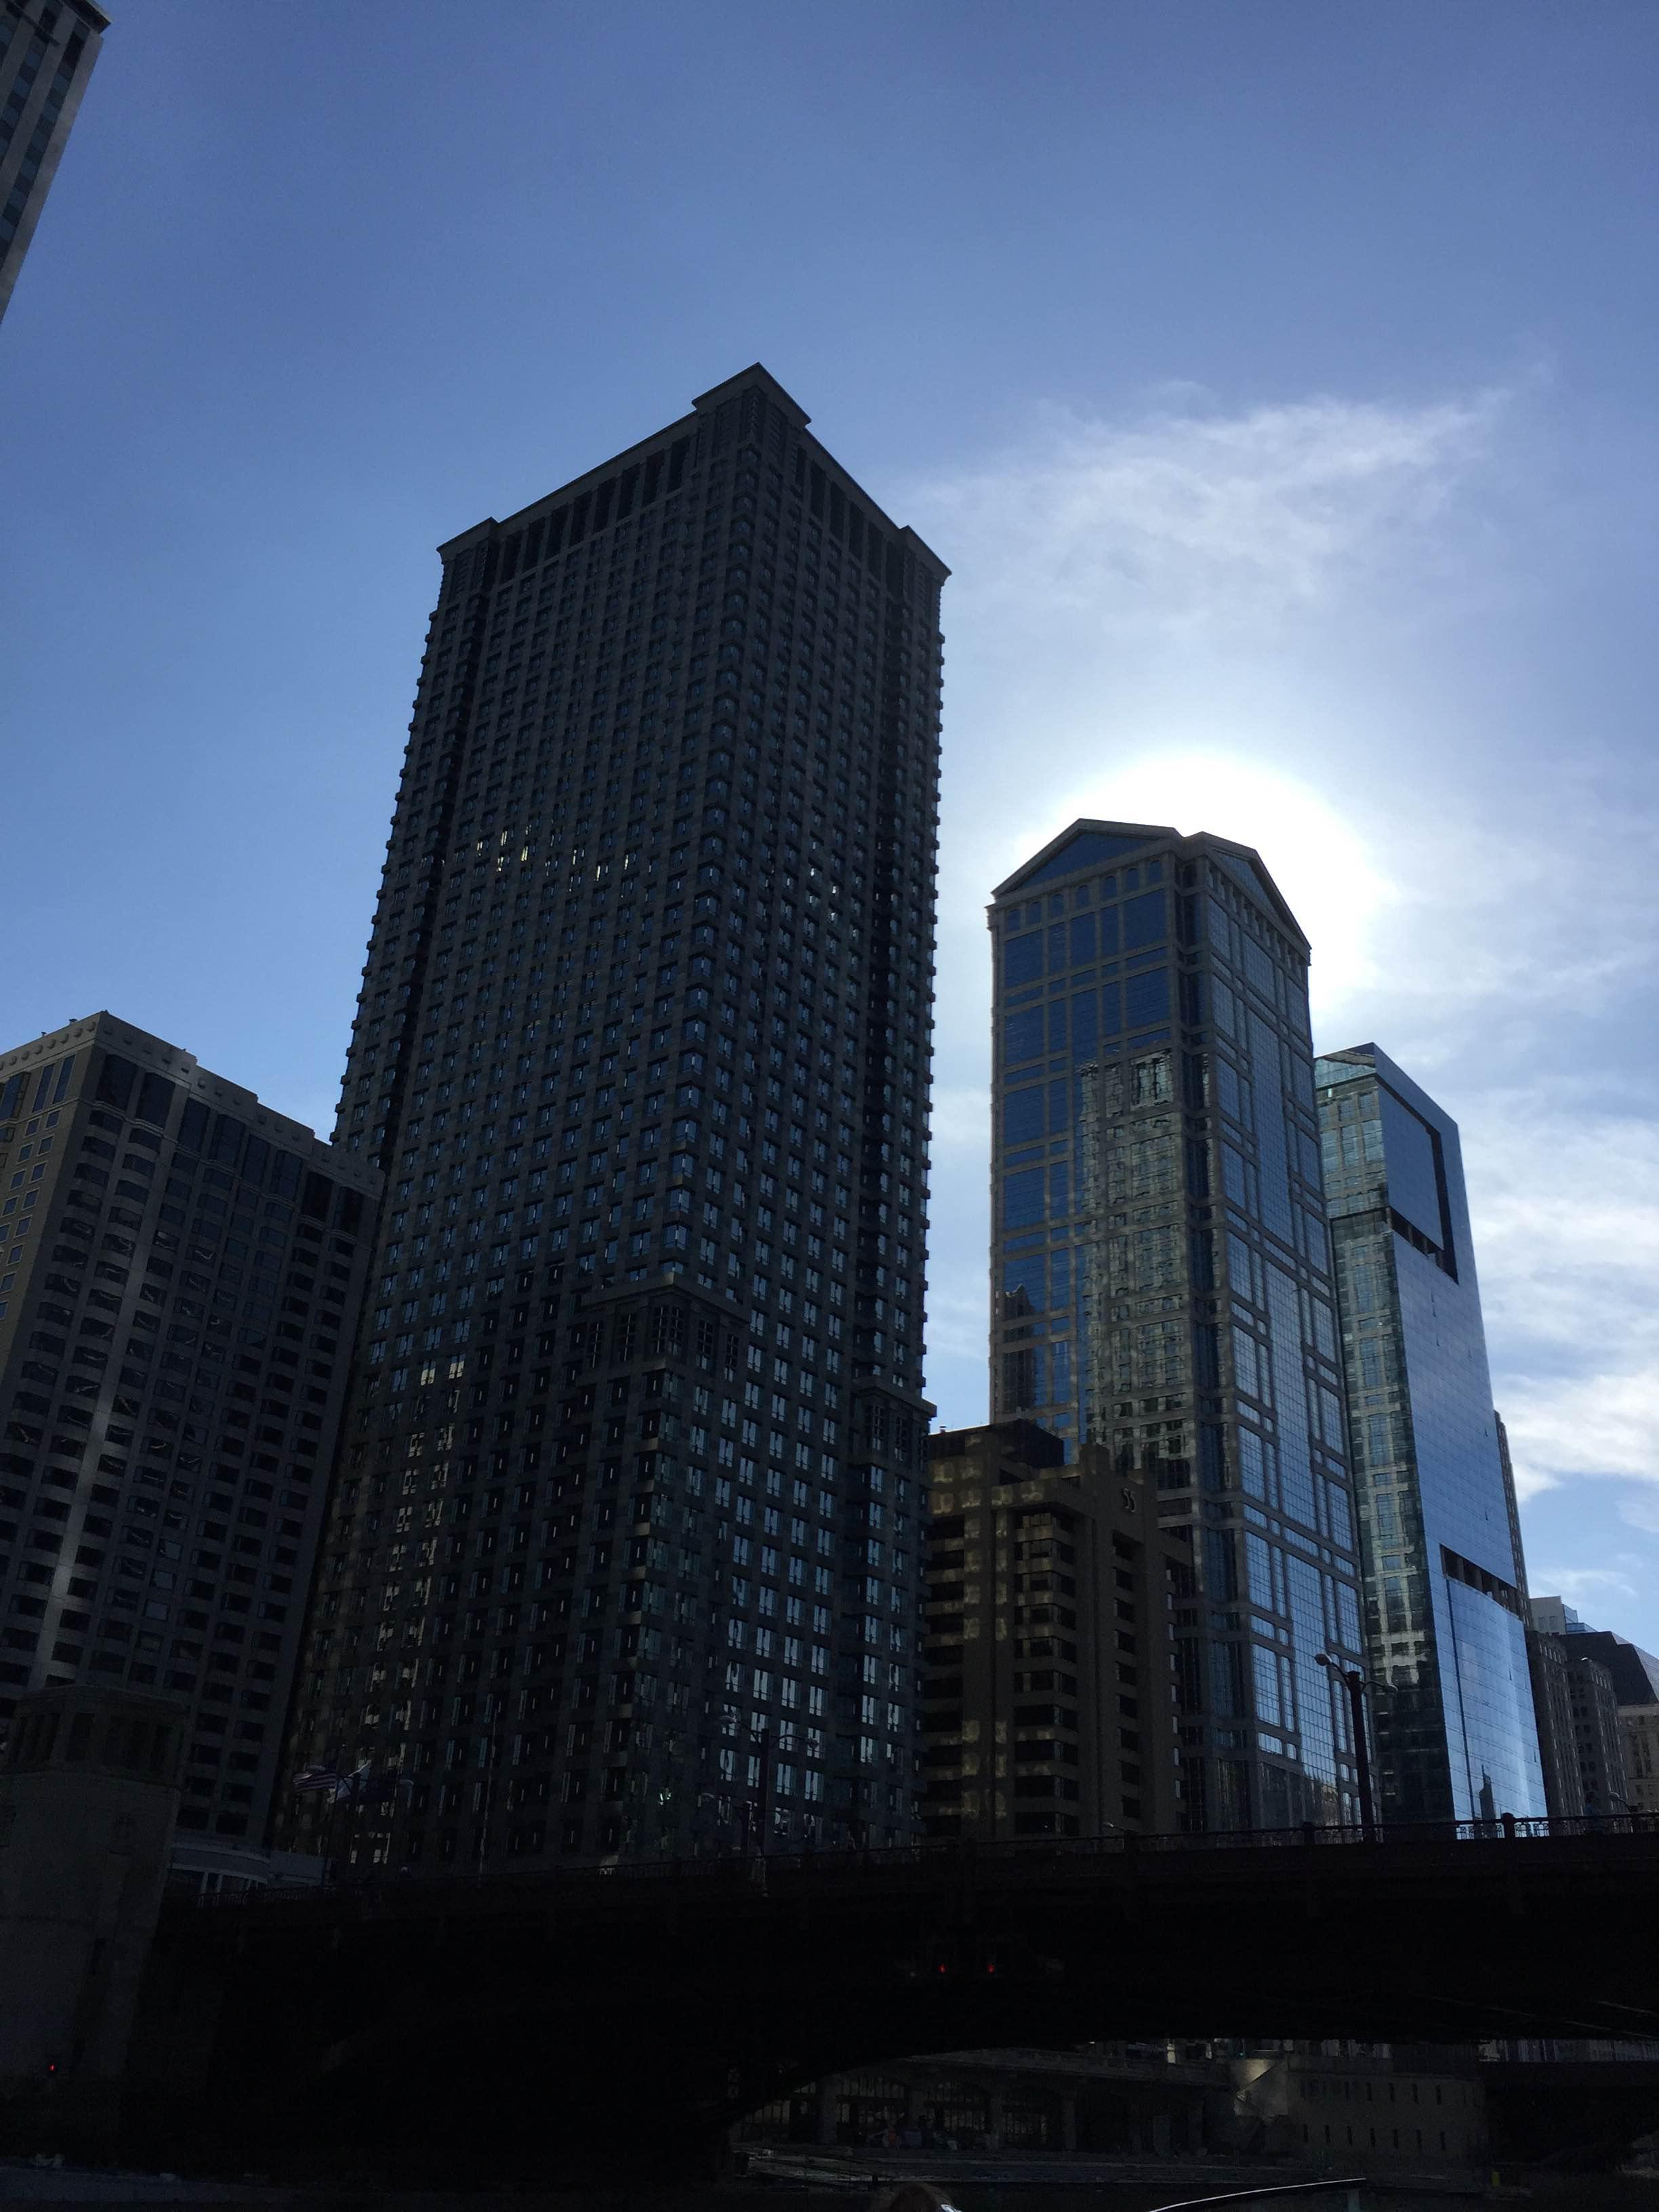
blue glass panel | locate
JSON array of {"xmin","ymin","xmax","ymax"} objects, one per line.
[
  {"xmin": 1003, "ymin": 1252, "xmax": 1045, "ymax": 1311},
  {"xmin": 1048, "ymin": 1000, "xmax": 1067, "ymax": 1053},
  {"xmin": 1004, "ymin": 1088, "xmax": 1044, "ymax": 1143},
  {"xmin": 1123, "ymin": 890, "xmax": 1166, "ymax": 949},
  {"xmin": 1003, "ymin": 1168, "xmax": 1046, "ymax": 1228},
  {"xmin": 1217, "ymin": 852, "xmax": 1274, "ymax": 907},
  {"xmin": 1252, "ymin": 1643, "xmax": 1282, "ymax": 1725},
  {"xmin": 1238, "ymin": 1427, "xmax": 1266, "ymax": 1499},
  {"xmin": 1100, "ymin": 981, "xmax": 1122, "ymax": 1033},
  {"xmin": 1247, "ymin": 1532, "xmax": 1273, "ymax": 1607},
  {"xmin": 1050, "ymin": 1336, "xmax": 1071, "ymax": 1404},
  {"xmin": 1004, "ymin": 1007, "xmax": 1044, "ymax": 1062},
  {"xmin": 1071, "ymin": 991, "xmax": 1097, "ymax": 1061},
  {"xmin": 1125, "ymin": 969, "xmax": 1169, "ymax": 1027},
  {"xmin": 1047, "ymin": 922, "xmax": 1067, "ymax": 971},
  {"xmin": 1051, "ymin": 1248, "xmax": 1071, "ymax": 1304},
  {"xmin": 1048, "ymin": 1078, "xmax": 1071, "ymax": 1132},
  {"xmin": 1050, "ymin": 1160, "xmax": 1069, "ymax": 1212},
  {"xmin": 1004, "ymin": 932, "xmax": 1043, "ymax": 985},
  {"xmin": 1098, "ymin": 907, "xmax": 1120, "ymax": 956},
  {"xmin": 1069, "ymin": 913, "xmax": 1096, "ymax": 963},
  {"xmin": 1378, "ymin": 1086, "xmax": 1443, "ymax": 1248},
  {"xmin": 1013, "ymin": 829, "xmax": 1159, "ymax": 890}
]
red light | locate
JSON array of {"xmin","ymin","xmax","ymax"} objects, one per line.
[
  {"xmin": 985, "ymin": 1962, "xmax": 996, "ymax": 1975},
  {"xmin": 937, "ymin": 1963, "xmax": 947, "ymax": 1974}
]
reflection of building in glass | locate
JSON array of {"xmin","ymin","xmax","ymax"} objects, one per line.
[
  {"xmin": 987, "ymin": 821, "xmax": 1366, "ymax": 1832},
  {"xmin": 920, "ymin": 1418, "xmax": 1183, "ymax": 1840},
  {"xmin": 1317, "ymin": 1045, "xmax": 1544, "ymax": 1822}
]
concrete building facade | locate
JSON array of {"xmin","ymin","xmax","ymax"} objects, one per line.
[
  {"xmin": 920, "ymin": 1418, "xmax": 1182, "ymax": 1839},
  {"xmin": 0, "ymin": 1682, "xmax": 182, "ymax": 2133},
  {"xmin": 280, "ymin": 365, "xmax": 947, "ymax": 1868},
  {"xmin": 0, "ymin": 0, "xmax": 105, "ymax": 323},
  {"xmin": 0, "ymin": 1015, "xmax": 378, "ymax": 1844}
]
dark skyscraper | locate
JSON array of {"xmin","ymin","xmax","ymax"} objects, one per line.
[
  {"xmin": 0, "ymin": 1014, "xmax": 377, "ymax": 1848},
  {"xmin": 1316, "ymin": 1045, "xmax": 1544, "ymax": 1822},
  {"xmin": 987, "ymin": 821, "xmax": 1366, "ymax": 1832},
  {"xmin": 0, "ymin": 0, "xmax": 106, "ymax": 325},
  {"xmin": 282, "ymin": 367, "xmax": 947, "ymax": 1870}
]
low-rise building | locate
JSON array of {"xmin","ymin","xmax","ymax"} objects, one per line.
[
  {"xmin": 1233, "ymin": 2044, "xmax": 1488, "ymax": 2167},
  {"xmin": 920, "ymin": 1418, "xmax": 1184, "ymax": 1840}
]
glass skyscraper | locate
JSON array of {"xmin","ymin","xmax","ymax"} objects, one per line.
[
  {"xmin": 281, "ymin": 366, "xmax": 946, "ymax": 1870},
  {"xmin": 988, "ymin": 821, "xmax": 1366, "ymax": 1832},
  {"xmin": 1317, "ymin": 1044, "xmax": 1544, "ymax": 1822}
]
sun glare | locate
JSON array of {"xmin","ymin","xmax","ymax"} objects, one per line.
[{"xmin": 998, "ymin": 748, "xmax": 1395, "ymax": 1030}]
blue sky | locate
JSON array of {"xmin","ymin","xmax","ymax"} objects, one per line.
[{"xmin": 5, "ymin": 0, "xmax": 1658, "ymax": 1641}]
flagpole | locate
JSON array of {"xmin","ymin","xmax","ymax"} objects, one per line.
[
  {"xmin": 323, "ymin": 1753, "xmax": 344, "ymax": 1889},
  {"xmin": 476, "ymin": 1732, "xmax": 499, "ymax": 1877}
]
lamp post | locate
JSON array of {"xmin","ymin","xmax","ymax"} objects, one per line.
[{"xmin": 1316, "ymin": 1653, "xmax": 1378, "ymax": 1839}]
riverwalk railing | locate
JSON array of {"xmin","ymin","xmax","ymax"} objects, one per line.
[{"xmin": 182, "ymin": 1807, "xmax": 1659, "ymax": 1908}]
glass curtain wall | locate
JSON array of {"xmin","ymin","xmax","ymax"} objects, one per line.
[{"xmin": 988, "ymin": 823, "xmax": 1366, "ymax": 1831}]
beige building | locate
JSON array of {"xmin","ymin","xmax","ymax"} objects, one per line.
[
  {"xmin": 920, "ymin": 1418, "xmax": 1185, "ymax": 1839},
  {"xmin": 1232, "ymin": 2045, "xmax": 1488, "ymax": 2169},
  {"xmin": 1620, "ymin": 1703, "xmax": 1659, "ymax": 1814}
]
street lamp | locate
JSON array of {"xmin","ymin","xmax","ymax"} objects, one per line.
[{"xmin": 1315, "ymin": 1653, "xmax": 1379, "ymax": 1839}]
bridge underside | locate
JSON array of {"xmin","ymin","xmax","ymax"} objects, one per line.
[{"xmin": 120, "ymin": 1835, "xmax": 1659, "ymax": 2181}]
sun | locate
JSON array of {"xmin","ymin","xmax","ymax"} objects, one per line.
[{"xmin": 991, "ymin": 745, "xmax": 1397, "ymax": 1032}]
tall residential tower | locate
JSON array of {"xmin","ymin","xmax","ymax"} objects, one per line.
[
  {"xmin": 988, "ymin": 821, "xmax": 1367, "ymax": 1831},
  {"xmin": 1317, "ymin": 1046, "xmax": 1544, "ymax": 1822},
  {"xmin": 282, "ymin": 367, "xmax": 947, "ymax": 1869},
  {"xmin": 0, "ymin": 0, "xmax": 106, "ymax": 324},
  {"xmin": 0, "ymin": 1015, "xmax": 377, "ymax": 1846}
]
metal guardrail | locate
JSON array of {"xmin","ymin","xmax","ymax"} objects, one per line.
[
  {"xmin": 183, "ymin": 1809, "xmax": 1659, "ymax": 1909},
  {"xmin": 1147, "ymin": 2184, "xmax": 1366, "ymax": 2211}
]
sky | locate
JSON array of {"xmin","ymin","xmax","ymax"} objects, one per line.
[{"xmin": 5, "ymin": 0, "xmax": 1659, "ymax": 1641}]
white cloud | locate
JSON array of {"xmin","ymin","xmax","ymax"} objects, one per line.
[
  {"xmin": 1618, "ymin": 1493, "xmax": 1659, "ymax": 1538},
  {"xmin": 1534, "ymin": 1563, "xmax": 1643, "ymax": 1607},
  {"xmin": 914, "ymin": 386, "xmax": 1508, "ymax": 641},
  {"xmin": 1472, "ymin": 1093, "xmax": 1659, "ymax": 1496},
  {"xmin": 928, "ymin": 1083, "xmax": 991, "ymax": 1155},
  {"xmin": 909, "ymin": 378, "xmax": 1659, "ymax": 1521}
]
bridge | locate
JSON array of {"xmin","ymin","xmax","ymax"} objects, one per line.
[{"xmin": 124, "ymin": 1821, "xmax": 1659, "ymax": 2181}]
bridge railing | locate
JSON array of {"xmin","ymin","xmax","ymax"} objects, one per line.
[{"xmin": 182, "ymin": 1807, "xmax": 1659, "ymax": 1910}]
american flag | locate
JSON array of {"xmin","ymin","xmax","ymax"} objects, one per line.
[
  {"xmin": 293, "ymin": 1759, "xmax": 369, "ymax": 1802},
  {"xmin": 295, "ymin": 1760, "xmax": 411, "ymax": 1804}
]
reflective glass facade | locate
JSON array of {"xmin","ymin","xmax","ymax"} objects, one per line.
[
  {"xmin": 1317, "ymin": 1045, "xmax": 1544, "ymax": 1822},
  {"xmin": 989, "ymin": 822, "xmax": 1366, "ymax": 1832}
]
